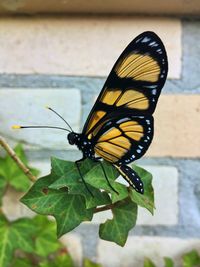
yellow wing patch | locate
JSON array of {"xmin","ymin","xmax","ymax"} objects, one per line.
[
  {"xmin": 94, "ymin": 147, "xmax": 119, "ymax": 163},
  {"xmin": 120, "ymin": 121, "xmax": 144, "ymax": 141},
  {"xmin": 98, "ymin": 127, "xmax": 121, "ymax": 142},
  {"xmin": 116, "ymin": 53, "xmax": 160, "ymax": 82},
  {"xmin": 99, "ymin": 88, "xmax": 149, "ymax": 110},
  {"xmin": 120, "ymin": 121, "xmax": 143, "ymax": 132},
  {"xmin": 96, "ymin": 142, "xmax": 127, "ymax": 159},
  {"xmin": 125, "ymin": 131, "xmax": 143, "ymax": 141},
  {"xmin": 94, "ymin": 120, "xmax": 144, "ymax": 163},
  {"xmin": 101, "ymin": 89, "xmax": 122, "ymax": 105},
  {"xmin": 116, "ymin": 89, "xmax": 149, "ymax": 109},
  {"xmin": 86, "ymin": 110, "xmax": 106, "ymax": 134},
  {"xmin": 109, "ymin": 136, "xmax": 131, "ymax": 149}
]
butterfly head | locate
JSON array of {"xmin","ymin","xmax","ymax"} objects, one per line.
[{"xmin": 67, "ymin": 132, "xmax": 80, "ymax": 146}]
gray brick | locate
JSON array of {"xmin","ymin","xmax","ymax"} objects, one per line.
[
  {"xmin": 93, "ymin": 165, "xmax": 179, "ymax": 226},
  {"xmin": 97, "ymin": 236, "xmax": 200, "ymax": 267},
  {"xmin": 0, "ymin": 17, "xmax": 181, "ymax": 79},
  {"xmin": 2, "ymin": 187, "xmax": 24, "ymax": 220},
  {"xmin": 60, "ymin": 234, "xmax": 83, "ymax": 267},
  {"xmin": 0, "ymin": 89, "xmax": 81, "ymax": 149}
]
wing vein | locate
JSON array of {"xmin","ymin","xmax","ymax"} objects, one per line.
[{"xmin": 95, "ymin": 146, "xmax": 120, "ymax": 160}]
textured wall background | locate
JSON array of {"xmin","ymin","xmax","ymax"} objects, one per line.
[{"xmin": 0, "ymin": 15, "xmax": 200, "ymax": 267}]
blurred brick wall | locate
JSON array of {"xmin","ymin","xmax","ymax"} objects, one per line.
[{"xmin": 0, "ymin": 14, "xmax": 200, "ymax": 267}]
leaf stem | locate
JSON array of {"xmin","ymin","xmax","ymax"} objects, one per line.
[
  {"xmin": 94, "ymin": 203, "xmax": 117, "ymax": 213},
  {"xmin": 94, "ymin": 201, "xmax": 121, "ymax": 213},
  {"xmin": 94, "ymin": 196, "xmax": 130, "ymax": 213},
  {"xmin": 0, "ymin": 136, "xmax": 36, "ymax": 182}
]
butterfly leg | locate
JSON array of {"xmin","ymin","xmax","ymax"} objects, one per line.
[
  {"xmin": 97, "ymin": 160, "xmax": 119, "ymax": 195},
  {"xmin": 75, "ymin": 159, "xmax": 94, "ymax": 197}
]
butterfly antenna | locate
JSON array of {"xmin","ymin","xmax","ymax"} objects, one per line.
[
  {"xmin": 12, "ymin": 125, "xmax": 71, "ymax": 132},
  {"xmin": 45, "ymin": 106, "xmax": 73, "ymax": 132}
]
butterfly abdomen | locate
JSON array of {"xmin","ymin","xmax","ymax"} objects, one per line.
[{"xmin": 115, "ymin": 164, "xmax": 144, "ymax": 194}]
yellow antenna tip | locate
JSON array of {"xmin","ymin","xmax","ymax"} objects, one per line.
[
  {"xmin": 45, "ymin": 105, "xmax": 50, "ymax": 109},
  {"xmin": 12, "ymin": 125, "xmax": 21, "ymax": 129}
]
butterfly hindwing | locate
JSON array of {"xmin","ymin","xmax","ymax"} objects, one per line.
[
  {"xmin": 115, "ymin": 165, "xmax": 144, "ymax": 194},
  {"xmin": 93, "ymin": 115, "xmax": 153, "ymax": 165},
  {"xmin": 82, "ymin": 31, "xmax": 168, "ymax": 136}
]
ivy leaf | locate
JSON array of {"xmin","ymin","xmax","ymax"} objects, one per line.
[
  {"xmin": 99, "ymin": 198, "xmax": 137, "ymax": 246},
  {"xmin": 0, "ymin": 144, "xmax": 39, "ymax": 192},
  {"xmin": 50, "ymin": 158, "xmax": 128, "ymax": 204},
  {"xmin": 21, "ymin": 174, "xmax": 94, "ymax": 238},
  {"xmin": 164, "ymin": 257, "xmax": 174, "ymax": 267},
  {"xmin": 11, "ymin": 218, "xmax": 37, "ymax": 253},
  {"xmin": 11, "ymin": 258, "xmax": 33, "ymax": 267},
  {"xmin": 0, "ymin": 176, "xmax": 7, "ymax": 205},
  {"xmin": 21, "ymin": 157, "xmax": 154, "ymax": 246},
  {"xmin": 0, "ymin": 215, "xmax": 12, "ymax": 267},
  {"xmin": 51, "ymin": 157, "xmax": 96, "ymax": 177},
  {"xmin": 84, "ymin": 161, "xmax": 129, "ymax": 203},
  {"xmin": 129, "ymin": 164, "xmax": 154, "ymax": 214},
  {"xmin": 144, "ymin": 258, "xmax": 156, "ymax": 267},
  {"xmin": 0, "ymin": 214, "xmax": 36, "ymax": 267},
  {"xmin": 49, "ymin": 158, "xmax": 111, "ymax": 209},
  {"xmin": 32, "ymin": 215, "xmax": 62, "ymax": 257},
  {"xmin": 83, "ymin": 258, "xmax": 103, "ymax": 267},
  {"xmin": 39, "ymin": 253, "xmax": 74, "ymax": 267},
  {"xmin": 182, "ymin": 250, "xmax": 200, "ymax": 267}
]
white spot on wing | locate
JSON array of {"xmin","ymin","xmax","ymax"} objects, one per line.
[
  {"xmin": 142, "ymin": 37, "xmax": 151, "ymax": 43},
  {"xmin": 152, "ymin": 89, "xmax": 157, "ymax": 95},
  {"xmin": 117, "ymin": 118, "xmax": 129, "ymax": 124}
]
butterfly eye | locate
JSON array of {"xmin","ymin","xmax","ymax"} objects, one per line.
[{"xmin": 68, "ymin": 133, "xmax": 77, "ymax": 145}]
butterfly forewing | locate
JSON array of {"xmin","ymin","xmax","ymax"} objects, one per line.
[{"xmin": 82, "ymin": 31, "xmax": 168, "ymax": 137}]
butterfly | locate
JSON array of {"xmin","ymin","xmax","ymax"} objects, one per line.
[
  {"xmin": 13, "ymin": 31, "xmax": 168, "ymax": 196},
  {"xmin": 67, "ymin": 31, "xmax": 168, "ymax": 195}
]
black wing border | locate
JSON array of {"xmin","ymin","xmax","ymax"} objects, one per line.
[{"xmin": 82, "ymin": 31, "xmax": 168, "ymax": 135}]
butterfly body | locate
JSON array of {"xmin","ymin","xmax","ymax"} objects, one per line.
[
  {"xmin": 68, "ymin": 132, "xmax": 95, "ymax": 160},
  {"xmin": 67, "ymin": 31, "xmax": 168, "ymax": 194}
]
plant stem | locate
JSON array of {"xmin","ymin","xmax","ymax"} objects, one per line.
[
  {"xmin": 94, "ymin": 196, "xmax": 130, "ymax": 213},
  {"xmin": 94, "ymin": 202, "xmax": 119, "ymax": 213},
  {"xmin": 0, "ymin": 136, "xmax": 37, "ymax": 182},
  {"xmin": 94, "ymin": 204, "xmax": 114, "ymax": 213}
]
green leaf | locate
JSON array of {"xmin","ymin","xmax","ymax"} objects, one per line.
[
  {"xmin": 51, "ymin": 157, "xmax": 95, "ymax": 176},
  {"xmin": 21, "ymin": 157, "xmax": 154, "ymax": 245},
  {"xmin": 144, "ymin": 258, "xmax": 156, "ymax": 267},
  {"xmin": 21, "ymin": 174, "xmax": 94, "ymax": 238},
  {"xmin": 83, "ymin": 258, "xmax": 103, "ymax": 267},
  {"xmin": 50, "ymin": 158, "xmax": 111, "ymax": 209},
  {"xmin": 50, "ymin": 158, "xmax": 127, "ymax": 203},
  {"xmin": 0, "ymin": 214, "xmax": 12, "ymax": 267},
  {"xmin": 0, "ymin": 176, "xmax": 7, "ymax": 205},
  {"xmin": 39, "ymin": 253, "xmax": 74, "ymax": 267},
  {"xmin": 0, "ymin": 144, "xmax": 39, "ymax": 192},
  {"xmin": 0, "ymin": 214, "xmax": 36, "ymax": 267},
  {"xmin": 11, "ymin": 218, "xmax": 37, "ymax": 253},
  {"xmin": 99, "ymin": 197, "xmax": 137, "ymax": 246},
  {"xmin": 32, "ymin": 215, "xmax": 61, "ymax": 257},
  {"xmin": 129, "ymin": 164, "xmax": 154, "ymax": 214},
  {"xmin": 84, "ymin": 161, "xmax": 129, "ymax": 203},
  {"xmin": 182, "ymin": 250, "xmax": 200, "ymax": 267},
  {"xmin": 11, "ymin": 258, "xmax": 34, "ymax": 267},
  {"xmin": 164, "ymin": 257, "xmax": 174, "ymax": 267}
]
